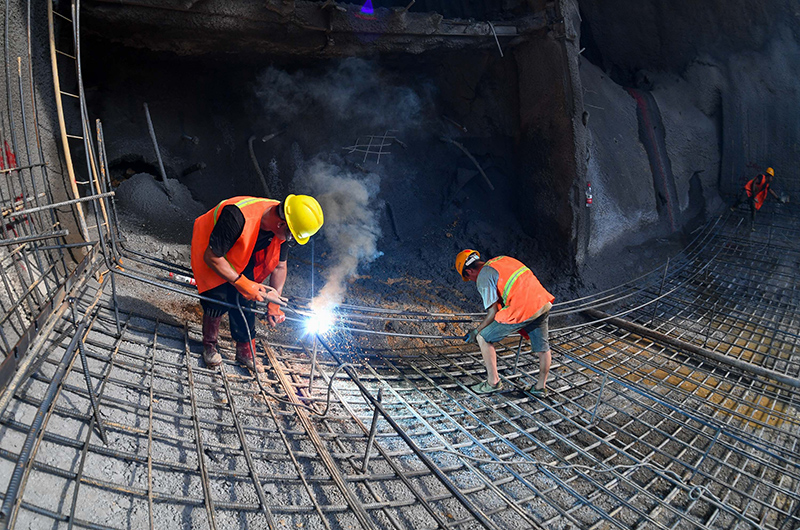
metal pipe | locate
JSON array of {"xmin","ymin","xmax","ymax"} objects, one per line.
[
  {"xmin": 307, "ymin": 335, "xmax": 318, "ymax": 393},
  {"xmin": 512, "ymin": 335, "xmax": 523, "ymax": 374},
  {"xmin": 589, "ymin": 372, "xmax": 608, "ymax": 424},
  {"xmin": 76, "ymin": 337, "xmax": 108, "ymax": 445},
  {"xmin": 362, "ymin": 387, "xmax": 382, "ymax": 472},
  {"xmin": 585, "ymin": 308, "xmax": 800, "ymax": 388},
  {"xmin": 142, "ymin": 102, "xmax": 171, "ymax": 196},
  {"xmin": 0, "ymin": 229, "xmax": 68, "ymax": 247},
  {"xmin": 0, "ymin": 162, "xmax": 45, "ymax": 175},
  {"xmin": 3, "ymin": 192, "xmax": 115, "ymax": 219}
]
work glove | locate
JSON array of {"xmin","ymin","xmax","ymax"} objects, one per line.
[
  {"xmin": 233, "ymin": 276, "xmax": 267, "ymax": 302},
  {"xmin": 267, "ymin": 303, "xmax": 286, "ymax": 327},
  {"xmin": 464, "ymin": 329, "xmax": 479, "ymax": 344}
]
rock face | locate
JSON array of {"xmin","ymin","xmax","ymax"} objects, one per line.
[
  {"xmin": 580, "ymin": 0, "xmax": 800, "ymax": 220},
  {"xmin": 568, "ymin": 0, "xmax": 800, "ymax": 266},
  {"xmin": 580, "ymin": 61, "xmax": 656, "ymax": 258},
  {"xmin": 79, "ymin": 0, "xmax": 799, "ymax": 278}
]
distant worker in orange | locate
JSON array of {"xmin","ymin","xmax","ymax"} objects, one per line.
[
  {"xmin": 455, "ymin": 250, "xmax": 554, "ymax": 396},
  {"xmin": 191, "ymin": 195, "xmax": 324, "ymax": 369},
  {"xmin": 730, "ymin": 167, "xmax": 786, "ymax": 230}
]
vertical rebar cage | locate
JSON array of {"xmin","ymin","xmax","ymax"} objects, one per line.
[{"xmin": 0, "ymin": 0, "xmax": 74, "ymax": 390}]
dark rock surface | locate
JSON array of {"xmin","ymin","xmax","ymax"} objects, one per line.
[{"xmin": 79, "ymin": 0, "xmax": 799, "ymax": 310}]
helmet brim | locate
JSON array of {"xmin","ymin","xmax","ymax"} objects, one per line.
[{"xmin": 284, "ymin": 194, "xmax": 311, "ymax": 245}]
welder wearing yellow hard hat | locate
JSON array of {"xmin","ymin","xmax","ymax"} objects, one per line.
[
  {"xmin": 455, "ymin": 249, "xmax": 555, "ymax": 396},
  {"xmin": 191, "ymin": 194, "xmax": 324, "ymax": 369}
]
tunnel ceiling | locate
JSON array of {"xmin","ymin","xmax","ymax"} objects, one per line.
[
  {"xmin": 577, "ymin": 0, "xmax": 800, "ymax": 83},
  {"xmin": 81, "ymin": 0, "xmax": 545, "ymax": 58}
]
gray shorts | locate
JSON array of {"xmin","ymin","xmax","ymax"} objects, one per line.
[{"xmin": 479, "ymin": 310, "xmax": 550, "ymax": 352}]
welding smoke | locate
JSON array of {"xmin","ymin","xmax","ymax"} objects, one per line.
[
  {"xmin": 255, "ymin": 58, "xmax": 427, "ymax": 132},
  {"xmin": 298, "ymin": 158, "xmax": 381, "ymax": 312}
]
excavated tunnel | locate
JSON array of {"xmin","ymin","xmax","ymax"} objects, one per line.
[{"xmin": 1, "ymin": 1, "xmax": 800, "ymax": 530}]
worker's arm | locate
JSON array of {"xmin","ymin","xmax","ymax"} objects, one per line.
[
  {"xmin": 267, "ymin": 260, "xmax": 288, "ymax": 326},
  {"xmin": 203, "ymin": 246, "xmax": 285, "ymax": 305},
  {"xmin": 770, "ymin": 188, "xmax": 781, "ymax": 200},
  {"xmin": 476, "ymin": 303, "xmax": 500, "ymax": 334},
  {"xmin": 203, "ymin": 246, "xmax": 241, "ymax": 283},
  {"xmin": 268, "ymin": 260, "xmax": 288, "ymax": 295},
  {"xmin": 464, "ymin": 303, "xmax": 499, "ymax": 343}
]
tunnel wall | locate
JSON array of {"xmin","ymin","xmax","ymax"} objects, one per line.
[
  {"xmin": 578, "ymin": 0, "xmax": 800, "ymax": 197},
  {"xmin": 514, "ymin": 0, "xmax": 584, "ymax": 269},
  {"xmin": 563, "ymin": 0, "xmax": 800, "ymax": 266}
]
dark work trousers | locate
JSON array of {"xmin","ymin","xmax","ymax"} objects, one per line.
[
  {"xmin": 200, "ymin": 262, "xmax": 257, "ymax": 344},
  {"xmin": 731, "ymin": 191, "xmax": 756, "ymax": 224}
]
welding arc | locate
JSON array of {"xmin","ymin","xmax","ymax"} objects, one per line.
[{"xmin": 236, "ymin": 297, "xmax": 344, "ymax": 417}]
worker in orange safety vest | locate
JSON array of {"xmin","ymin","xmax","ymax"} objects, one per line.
[
  {"xmin": 191, "ymin": 195, "xmax": 323, "ymax": 369},
  {"xmin": 730, "ymin": 167, "xmax": 786, "ymax": 230},
  {"xmin": 455, "ymin": 249, "xmax": 555, "ymax": 396}
]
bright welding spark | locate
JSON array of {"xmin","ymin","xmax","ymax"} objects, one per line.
[{"xmin": 305, "ymin": 307, "xmax": 335, "ymax": 336}]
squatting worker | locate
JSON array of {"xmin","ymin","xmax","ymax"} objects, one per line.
[
  {"xmin": 455, "ymin": 249, "xmax": 554, "ymax": 396},
  {"xmin": 191, "ymin": 195, "xmax": 324, "ymax": 369},
  {"xmin": 730, "ymin": 167, "xmax": 785, "ymax": 230}
]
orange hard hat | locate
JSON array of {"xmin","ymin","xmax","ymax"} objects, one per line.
[
  {"xmin": 766, "ymin": 167, "xmax": 775, "ymax": 177},
  {"xmin": 455, "ymin": 249, "xmax": 480, "ymax": 281}
]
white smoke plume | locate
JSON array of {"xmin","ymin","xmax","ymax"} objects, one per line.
[
  {"xmin": 255, "ymin": 58, "xmax": 426, "ymax": 132},
  {"xmin": 298, "ymin": 159, "xmax": 382, "ymax": 312},
  {"xmin": 254, "ymin": 58, "xmax": 431, "ymax": 313}
]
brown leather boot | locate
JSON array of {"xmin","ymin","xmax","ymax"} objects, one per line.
[
  {"xmin": 235, "ymin": 340, "xmax": 257, "ymax": 370},
  {"xmin": 202, "ymin": 314, "xmax": 223, "ymax": 367}
]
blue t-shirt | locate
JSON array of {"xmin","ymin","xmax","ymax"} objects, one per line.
[{"xmin": 476, "ymin": 265, "xmax": 500, "ymax": 309}]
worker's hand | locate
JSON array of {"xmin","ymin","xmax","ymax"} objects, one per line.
[
  {"xmin": 464, "ymin": 329, "xmax": 479, "ymax": 344},
  {"xmin": 267, "ymin": 303, "xmax": 286, "ymax": 327},
  {"xmin": 233, "ymin": 276, "xmax": 270, "ymax": 302},
  {"xmin": 264, "ymin": 289, "xmax": 288, "ymax": 307}
]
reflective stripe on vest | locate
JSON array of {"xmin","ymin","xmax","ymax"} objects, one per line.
[
  {"xmin": 213, "ymin": 197, "xmax": 267, "ymax": 225},
  {"xmin": 502, "ymin": 264, "xmax": 530, "ymax": 305},
  {"xmin": 191, "ymin": 196, "xmax": 278, "ymax": 293},
  {"xmin": 484, "ymin": 256, "xmax": 555, "ymax": 325}
]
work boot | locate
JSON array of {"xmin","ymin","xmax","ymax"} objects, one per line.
[
  {"xmin": 202, "ymin": 314, "xmax": 223, "ymax": 367},
  {"xmin": 235, "ymin": 340, "xmax": 257, "ymax": 370}
]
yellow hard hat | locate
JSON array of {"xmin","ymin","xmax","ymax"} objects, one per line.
[
  {"xmin": 766, "ymin": 167, "xmax": 775, "ymax": 177},
  {"xmin": 455, "ymin": 249, "xmax": 480, "ymax": 281},
  {"xmin": 283, "ymin": 194, "xmax": 324, "ymax": 245}
]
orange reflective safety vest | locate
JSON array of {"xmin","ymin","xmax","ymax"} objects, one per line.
[
  {"xmin": 745, "ymin": 174, "xmax": 771, "ymax": 210},
  {"xmin": 484, "ymin": 256, "xmax": 555, "ymax": 325},
  {"xmin": 191, "ymin": 197, "xmax": 285, "ymax": 294}
]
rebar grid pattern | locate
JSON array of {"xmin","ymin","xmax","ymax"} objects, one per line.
[
  {"xmin": 0, "ymin": 1, "xmax": 799, "ymax": 528},
  {"xmin": 0, "ymin": 205, "xmax": 798, "ymax": 530}
]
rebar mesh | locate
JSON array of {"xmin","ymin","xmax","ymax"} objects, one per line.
[{"xmin": 1, "ymin": 1, "xmax": 800, "ymax": 529}]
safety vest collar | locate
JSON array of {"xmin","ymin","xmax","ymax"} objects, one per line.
[{"xmin": 212, "ymin": 197, "xmax": 270, "ymax": 225}]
